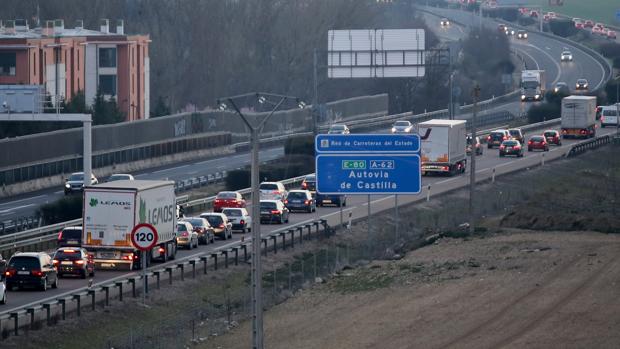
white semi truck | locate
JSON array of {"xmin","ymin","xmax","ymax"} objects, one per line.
[
  {"xmin": 521, "ymin": 70, "xmax": 546, "ymax": 101},
  {"xmin": 418, "ymin": 119, "xmax": 467, "ymax": 176},
  {"xmin": 82, "ymin": 180, "xmax": 178, "ymax": 270},
  {"xmin": 561, "ymin": 95, "xmax": 597, "ymax": 139}
]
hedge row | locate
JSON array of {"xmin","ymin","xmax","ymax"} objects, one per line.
[{"xmin": 37, "ymin": 195, "xmax": 82, "ymax": 225}]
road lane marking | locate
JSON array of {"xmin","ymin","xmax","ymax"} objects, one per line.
[
  {"xmin": 0, "ymin": 195, "xmax": 46, "ymax": 207},
  {"xmin": 0, "ymin": 203, "xmax": 35, "ymax": 214}
]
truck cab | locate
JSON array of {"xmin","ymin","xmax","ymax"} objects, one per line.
[{"xmin": 521, "ymin": 70, "xmax": 546, "ymax": 102}]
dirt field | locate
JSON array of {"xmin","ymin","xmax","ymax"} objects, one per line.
[{"xmin": 207, "ymin": 229, "xmax": 620, "ymax": 349}]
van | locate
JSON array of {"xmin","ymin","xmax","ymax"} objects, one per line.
[
  {"xmin": 600, "ymin": 105, "xmax": 619, "ymax": 128},
  {"xmin": 57, "ymin": 226, "xmax": 82, "ymax": 248}
]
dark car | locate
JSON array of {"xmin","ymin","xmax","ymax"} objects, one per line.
[
  {"xmin": 180, "ymin": 217, "xmax": 215, "ymax": 245},
  {"xmin": 317, "ymin": 193, "xmax": 347, "ymax": 207},
  {"xmin": 301, "ymin": 174, "xmax": 317, "ymax": 196},
  {"xmin": 553, "ymin": 82, "xmax": 570, "ymax": 95},
  {"xmin": 527, "ymin": 135, "xmax": 549, "ymax": 152},
  {"xmin": 53, "ymin": 248, "xmax": 95, "ymax": 279},
  {"xmin": 575, "ymin": 79, "xmax": 588, "ymax": 90},
  {"xmin": 285, "ymin": 190, "xmax": 316, "ymax": 213},
  {"xmin": 199, "ymin": 213, "xmax": 233, "ymax": 240},
  {"xmin": 466, "ymin": 136, "xmax": 483, "ymax": 156},
  {"xmin": 57, "ymin": 226, "xmax": 82, "ymax": 248},
  {"xmin": 260, "ymin": 200, "xmax": 290, "ymax": 224},
  {"xmin": 487, "ymin": 130, "xmax": 510, "ymax": 149},
  {"xmin": 499, "ymin": 140, "xmax": 524, "ymax": 157},
  {"xmin": 5, "ymin": 252, "xmax": 58, "ymax": 291},
  {"xmin": 508, "ymin": 128, "xmax": 524, "ymax": 144},
  {"xmin": 543, "ymin": 130, "xmax": 562, "ymax": 146}
]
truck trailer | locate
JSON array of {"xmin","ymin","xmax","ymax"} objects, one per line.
[
  {"xmin": 521, "ymin": 70, "xmax": 546, "ymax": 101},
  {"xmin": 82, "ymin": 180, "xmax": 178, "ymax": 270},
  {"xmin": 418, "ymin": 119, "xmax": 467, "ymax": 176},
  {"xmin": 561, "ymin": 95, "xmax": 597, "ymax": 139}
]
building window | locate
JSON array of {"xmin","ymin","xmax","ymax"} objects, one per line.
[
  {"xmin": 99, "ymin": 74, "xmax": 117, "ymax": 96},
  {"xmin": 99, "ymin": 47, "xmax": 116, "ymax": 68},
  {"xmin": 0, "ymin": 52, "xmax": 17, "ymax": 76}
]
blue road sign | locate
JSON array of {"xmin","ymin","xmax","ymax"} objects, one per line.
[
  {"xmin": 315, "ymin": 154, "xmax": 421, "ymax": 195},
  {"xmin": 616, "ymin": 9, "xmax": 620, "ymax": 22},
  {"xmin": 315, "ymin": 134, "xmax": 420, "ymax": 154}
]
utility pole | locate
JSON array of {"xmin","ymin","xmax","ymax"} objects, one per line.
[
  {"xmin": 469, "ymin": 84, "xmax": 480, "ymax": 234},
  {"xmin": 312, "ymin": 49, "xmax": 319, "ymax": 136}
]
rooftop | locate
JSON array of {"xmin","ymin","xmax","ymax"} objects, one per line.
[{"xmin": 0, "ymin": 18, "xmax": 130, "ymax": 40}]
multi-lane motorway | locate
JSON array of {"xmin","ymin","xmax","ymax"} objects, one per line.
[{"xmin": 0, "ymin": 6, "xmax": 612, "ymax": 313}]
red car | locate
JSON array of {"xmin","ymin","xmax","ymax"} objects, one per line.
[
  {"xmin": 575, "ymin": 22, "xmax": 584, "ymax": 29},
  {"xmin": 530, "ymin": 10, "xmax": 539, "ymax": 18},
  {"xmin": 527, "ymin": 135, "xmax": 549, "ymax": 152},
  {"xmin": 543, "ymin": 130, "xmax": 562, "ymax": 146},
  {"xmin": 584, "ymin": 20, "xmax": 594, "ymax": 28},
  {"xmin": 608, "ymin": 31, "xmax": 617, "ymax": 40},
  {"xmin": 213, "ymin": 191, "xmax": 246, "ymax": 212}
]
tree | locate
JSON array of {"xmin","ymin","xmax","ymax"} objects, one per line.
[
  {"xmin": 151, "ymin": 95, "xmax": 171, "ymax": 118},
  {"xmin": 92, "ymin": 89, "xmax": 125, "ymax": 125}
]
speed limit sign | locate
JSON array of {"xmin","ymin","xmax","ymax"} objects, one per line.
[{"xmin": 130, "ymin": 223, "xmax": 158, "ymax": 251}]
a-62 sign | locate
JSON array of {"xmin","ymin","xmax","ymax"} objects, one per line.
[{"xmin": 130, "ymin": 223, "xmax": 159, "ymax": 251}]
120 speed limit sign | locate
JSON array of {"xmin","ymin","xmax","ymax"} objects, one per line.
[{"xmin": 130, "ymin": 223, "xmax": 159, "ymax": 251}]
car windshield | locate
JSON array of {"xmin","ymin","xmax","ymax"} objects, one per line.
[
  {"xmin": 522, "ymin": 81, "xmax": 538, "ymax": 89},
  {"xmin": 185, "ymin": 218, "xmax": 206, "ymax": 227},
  {"xmin": 562, "ymin": 51, "xmax": 570, "ymax": 55},
  {"xmin": 177, "ymin": 224, "xmax": 189, "ymax": 232},
  {"xmin": 394, "ymin": 121, "xmax": 410, "ymax": 127},
  {"xmin": 204, "ymin": 216, "xmax": 223, "ymax": 225},
  {"xmin": 503, "ymin": 141, "xmax": 518, "ymax": 146},
  {"xmin": 544, "ymin": 132, "xmax": 557, "ymax": 137},
  {"xmin": 108, "ymin": 175, "xmax": 130, "ymax": 181},
  {"xmin": 69, "ymin": 173, "xmax": 84, "ymax": 181},
  {"xmin": 509, "ymin": 130, "xmax": 520, "ymax": 136},
  {"xmin": 556, "ymin": 83, "xmax": 567, "ymax": 88},
  {"xmin": 531, "ymin": 136, "xmax": 544, "ymax": 141},
  {"xmin": 222, "ymin": 209, "xmax": 242, "ymax": 217},
  {"xmin": 261, "ymin": 202, "xmax": 277, "ymax": 210},
  {"xmin": 491, "ymin": 132, "xmax": 505, "ymax": 138},
  {"xmin": 287, "ymin": 192, "xmax": 307, "ymax": 199},
  {"xmin": 217, "ymin": 192, "xmax": 237, "ymax": 199},
  {"xmin": 260, "ymin": 184, "xmax": 279, "ymax": 190},
  {"xmin": 578, "ymin": 79, "xmax": 587, "ymax": 84},
  {"xmin": 61, "ymin": 229, "xmax": 81, "ymax": 239},
  {"xmin": 54, "ymin": 250, "xmax": 82, "ymax": 259},
  {"xmin": 9, "ymin": 256, "xmax": 39, "ymax": 269},
  {"xmin": 603, "ymin": 110, "xmax": 618, "ymax": 116}
]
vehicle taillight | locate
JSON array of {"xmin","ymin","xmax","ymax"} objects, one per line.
[
  {"xmin": 181, "ymin": 232, "xmax": 189, "ymax": 237},
  {"xmin": 271, "ymin": 210, "xmax": 281, "ymax": 214},
  {"xmin": 219, "ymin": 223, "xmax": 225, "ymax": 228},
  {"xmin": 442, "ymin": 166, "xmax": 450, "ymax": 171},
  {"xmin": 302, "ymin": 182, "xmax": 307, "ymax": 189},
  {"xmin": 503, "ymin": 136, "xmax": 507, "ymax": 140},
  {"xmin": 57, "ymin": 231, "xmax": 63, "ymax": 241},
  {"xmin": 487, "ymin": 136, "xmax": 491, "ymax": 141},
  {"xmin": 240, "ymin": 220, "xmax": 245, "ymax": 225},
  {"xmin": 304, "ymin": 200, "xmax": 310, "ymax": 205},
  {"xmin": 121, "ymin": 254, "xmax": 132, "ymax": 260},
  {"xmin": 215, "ymin": 199, "xmax": 222, "ymax": 204},
  {"xmin": 31, "ymin": 270, "xmax": 44, "ymax": 277},
  {"xmin": 500, "ymin": 145, "xmax": 505, "ymax": 150},
  {"xmin": 284, "ymin": 200, "xmax": 288, "ymax": 204},
  {"xmin": 74, "ymin": 260, "xmax": 85, "ymax": 265},
  {"xmin": 133, "ymin": 254, "xmax": 139, "ymax": 260},
  {"xmin": 528, "ymin": 141, "xmax": 533, "ymax": 145},
  {"xmin": 513, "ymin": 146, "xmax": 521, "ymax": 150},
  {"xmin": 158, "ymin": 247, "xmax": 165, "ymax": 254},
  {"xmin": 580, "ymin": 130, "xmax": 586, "ymax": 134},
  {"xmin": 5, "ymin": 268, "xmax": 16, "ymax": 277},
  {"xmin": 53, "ymin": 259, "xmax": 59, "ymax": 266}
]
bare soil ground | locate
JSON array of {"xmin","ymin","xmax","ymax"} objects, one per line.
[{"xmin": 207, "ymin": 228, "xmax": 620, "ymax": 349}]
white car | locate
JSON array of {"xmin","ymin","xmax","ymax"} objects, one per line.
[
  {"xmin": 222, "ymin": 208, "xmax": 252, "ymax": 233},
  {"xmin": 327, "ymin": 124, "xmax": 350, "ymax": 134},
  {"xmin": 440, "ymin": 18, "xmax": 450, "ymax": 26},
  {"xmin": 106, "ymin": 173, "xmax": 135, "ymax": 182},
  {"xmin": 259, "ymin": 181, "xmax": 287, "ymax": 201},
  {"xmin": 517, "ymin": 30, "xmax": 528, "ymax": 39},
  {"xmin": 176, "ymin": 221, "xmax": 198, "ymax": 249},
  {"xmin": 391, "ymin": 120, "xmax": 413, "ymax": 133},
  {"xmin": 560, "ymin": 51, "xmax": 573, "ymax": 62},
  {"xmin": 0, "ymin": 280, "xmax": 5, "ymax": 304}
]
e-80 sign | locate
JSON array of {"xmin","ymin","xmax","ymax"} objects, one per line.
[{"xmin": 131, "ymin": 223, "xmax": 159, "ymax": 251}]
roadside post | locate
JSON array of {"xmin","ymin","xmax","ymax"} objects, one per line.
[
  {"xmin": 130, "ymin": 223, "xmax": 158, "ymax": 305},
  {"xmin": 315, "ymin": 134, "xmax": 422, "ymax": 253}
]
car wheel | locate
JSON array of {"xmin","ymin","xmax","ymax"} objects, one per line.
[
  {"xmin": 52, "ymin": 276, "xmax": 58, "ymax": 289},
  {"xmin": 41, "ymin": 277, "xmax": 47, "ymax": 291},
  {"xmin": 81, "ymin": 270, "xmax": 87, "ymax": 279},
  {"xmin": 528, "ymin": 147, "xmax": 532, "ymax": 152},
  {"xmin": 285, "ymin": 214, "xmax": 289, "ymax": 224},
  {"xmin": 0, "ymin": 292, "xmax": 6, "ymax": 305},
  {"xmin": 211, "ymin": 235, "xmax": 215, "ymax": 244},
  {"xmin": 228, "ymin": 230, "xmax": 232, "ymax": 239},
  {"xmin": 545, "ymin": 147, "xmax": 549, "ymax": 151}
]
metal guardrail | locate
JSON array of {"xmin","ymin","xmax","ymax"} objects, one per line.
[
  {"xmin": 0, "ymin": 218, "xmax": 333, "ymax": 338},
  {"xmin": 566, "ymin": 134, "xmax": 612, "ymax": 157}
]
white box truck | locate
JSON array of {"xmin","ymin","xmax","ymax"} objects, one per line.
[
  {"xmin": 521, "ymin": 70, "xmax": 546, "ymax": 101},
  {"xmin": 561, "ymin": 95, "xmax": 597, "ymax": 138},
  {"xmin": 82, "ymin": 180, "xmax": 178, "ymax": 270},
  {"xmin": 418, "ymin": 119, "xmax": 467, "ymax": 176}
]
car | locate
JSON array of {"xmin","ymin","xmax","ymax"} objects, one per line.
[
  {"xmin": 543, "ymin": 130, "xmax": 562, "ymax": 146},
  {"xmin": 222, "ymin": 208, "xmax": 252, "ymax": 233},
  {"xmin": 592, "ymin": 26, "xmax": 602, "ymax": 35},
  {"xmin": 57, "ymin": 226, "xmax": 82, "ymax": 248},
  {"xmin": 547, "ymin": 12, "xmax": 556, "ymax": 19},
  {"xmin": 5, "ymin": 252, "xmax": 58, "ymax": 291},
  {"xmin": 608, "ymin": 30, "xmax": 617, "ymax": 40},
  {"xmin": 575, "ymin": 22, "xmax": 584, "ymax": 29},
  {"xmin": 529, "ymin": 10, "xmax": 539, "ymax": 18},
  {"xmin": 596, "ymin": 106, "xmax": 603, "ymax": 120},
  {"xmin": 584, "ymin": 20, "xmax": 594, "ymax": 28},
  {"xmin": 466, "ymin": 136, "xmax": 483, "ymax": 156},
  {"xmin": 176, "ymin": 221, "xmax": 198, "ymax": 249},
  {"xmin": 106, "ymin": 173, "xmax": 134, "ymax": 182},
  {"xmin": 327, "ymin": 124, "xmax": 350, "ymax": 134},
  {"xmin": 499, "ymin": 140, "xmax": 524, "ymax": 157},
  {"xmin": 213, "ymin": 191, "xmax": 246, "ymax": 212},
  {"xmin": 317, "ymin": 193, "xmax": 347, "ymax": 207},
  {"xmin": 527, "ymin": 135, "xmax": 549, "ymax": 152},
  {"xmin": 301, "ymin": 174, "xmax": 316, "ymax": 196},
  {"xmin": 52, "ymin": 247, "xmax": 95, "ymax": 279},
  {"xmin": 505, "ymin": 27, "xmax": 515, "ymax": 36},
  {"xmin": 497, "ymin": 24, "xmax": 507, "ymax": 33},
  {"xmin": 199, "ymin": 213, "xmax": 233, "ymax": 239},
  {"xmin": 440, "ymin": 18, "xmax": 450, "ymax": 26},
  {"xmin": 553, "ymin": 82, "xmax": 570, "ymax": 94},
  {"xmin": 391, "ymin": 120, "xmax": 413, "ymax": 133},
  {"xmin": 487, "ymin": 129, "xmax": 511, "ymax": 149},
  {"xmin": 180, "ymin": 217, "xmax": 214, "ymax": 244},
  {"xmin": 575, "ymin": 78, "xmax": 588, "ymax": 90},
  {"xmin": 594, "ymin": 23, "xmax": 605, "ymax": 32},
  {"xmin": 508, "ymin": 129, "xmax": 524, "ymax": 144},
  {"xmin": 517, "ymin": 30, "xmax": 528, "ymax": 39},
  {"xmin": 260, "ymin": 200, "xmax": 290, "ymax": 224},
  {"xmin": 572, "ymin": 18, "xmax": 582, "ymax": 24},
  {"xmin": 600, "ymin": 106, "xmax": 619, "ymax": 128},
  {"xmin": 543, "ymin": 14, "xmax": 550, "ymax": 21},
  {"xmin": 259, "ymin": 181, "xmax": 287, "ymax": 201},
  {"xmin": 64, "ymin": 172, "xmax": 98, "ymax": 195},
  {"xmin": 560, "ymin": 51, "xmax": 573, "ymax": 62},
  {"xmin": 285, "ymin": 190, "xmax": 316, "ymax": 213}
]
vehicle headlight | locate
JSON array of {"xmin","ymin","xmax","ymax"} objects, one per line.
[
  {"xmin": 584, "ymin": 83, "xmax": 588, "ymax": 87},
  {"xmin": 391, "ymin": 127, "xmax": 396, "ymax": 132},
  {"xmin": 554, "ymin": 88, "xmax": 559, "ymax": 92},
  {"xmin": 65, "ymin": 183, "xmax": 70, "ymax": 188},
  {"xmin": 569, "ymin": 55, "xmax": 573, "ymax": 59},
  {"xmin": 524, "ymin": 34, "xmax": 528, "ymax": 38},
  {"xmin": 521, "ymin": 95, "xmax": 526, "ymax": 100},
  {"xmin": 535, "ymin": 94, "xmax": 540, "ymax": 99}
]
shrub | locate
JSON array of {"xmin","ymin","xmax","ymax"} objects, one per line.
[
  {"xmin": 599, "ymin": 42, "xmax": 620, "ymax": 59},
  {"xmin": 37, "ymin": 195, "xmax": 83, "ymax": 225},
  {"xmin": 613, "ymin": 57, "xmax": 620, "ymax": 70},
  {"xmin": 284, "ymin": 135, "xmax": 314, "ymax": 156},
  {"xmin": 224, "ymin": 154, "xmax": 315, "ymax": 190},
  {"xmin": 527, "ymin": 103, "xmax": 560, "ymax": 123},
  {"xmin": 518, "ymin": 17, "xmax": 536, "ymax": 27},
  {"xmin": 548, "ymin": 18, "xmax": 577, "ymax": 37}
]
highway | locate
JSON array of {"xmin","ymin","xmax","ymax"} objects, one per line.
[{"xmin": 0, "ymin": 6, "xmax": 612, "ymax": 313}]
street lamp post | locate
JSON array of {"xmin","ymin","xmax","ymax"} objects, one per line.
[
  {"xmin": 217, "ymin": 93, "xmax": 306, "ymax": 349},
  {"xmin": 469, "ymin": 84, "xmax": 480, "ymax": 234}
]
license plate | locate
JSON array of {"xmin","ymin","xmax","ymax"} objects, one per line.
[
  {"xmin": 100, "ymin": 252, "xmax": 116, "ymax": 258},
  {"xmin": 506, "ymin": 147, "xmax": 512, "ymax": 150},
  {"xmin": 61, "ymin": 261, "xmax": 73, "ymax": 265},
  {"xmin": 323, "ymin": 200, "xmax": 332, "ymax": 203},
  {"xmin": 17, "ymin": 271, "xmax": 30, "ymax": 275},
  {"xmin": 100, "ymin": 263, "xmax": 115, "ymax": 268},
  {"xmin": 261, "ymin": 211, "xmax": 269, "ymax": 215},
  {"xmin": 67, "ymin": 240, "xmax": 78, "ymax": 244}
]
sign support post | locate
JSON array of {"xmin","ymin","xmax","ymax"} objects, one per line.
[{"xmin": 130, "ymin": 223, "xmax": 159, "ymax": 306}]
